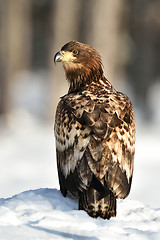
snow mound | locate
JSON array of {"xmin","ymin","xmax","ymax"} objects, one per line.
[{"xmin": 0, "ymin": 188, "xmax": 160, "ymax": 240}]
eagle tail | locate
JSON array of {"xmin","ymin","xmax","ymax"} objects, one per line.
[{"xmin": 79, "ymin": 186, "xmax": 116, "ymax": 220}]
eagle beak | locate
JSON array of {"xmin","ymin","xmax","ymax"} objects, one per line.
[
  {"xmin": 54, "ymin": 50, "xmax": 77, "ymax": 65},
  {"xmin": 54, "ymin": 51, "xmax": 64, "ymax": 64}
]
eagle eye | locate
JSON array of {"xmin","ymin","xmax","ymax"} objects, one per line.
[{"xmin": 72, "ymin": 49, "xmax": 78, "ymax": 56}]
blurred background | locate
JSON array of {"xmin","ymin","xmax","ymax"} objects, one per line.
[{"xmin": 0, "ymin": 0, "xmax": 160, "ymax": 208}]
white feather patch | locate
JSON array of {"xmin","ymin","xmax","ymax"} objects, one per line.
[{"xmin": 55, "ymin": 121, "xmax": 91, "ymax": 178}]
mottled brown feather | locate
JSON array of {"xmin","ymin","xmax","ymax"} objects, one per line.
[{"xmin": 54, "ymin": 41, "xmax": 135, "ymax": 219}]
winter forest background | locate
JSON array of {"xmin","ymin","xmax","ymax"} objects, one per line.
[{"xmin": 0, "ymin": 0, "xmax": 160, "ymax": 239}]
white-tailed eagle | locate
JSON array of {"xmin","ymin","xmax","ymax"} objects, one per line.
[{"xmin": 54, "ymin": 41, "xmax": 135, "ymax": 219}]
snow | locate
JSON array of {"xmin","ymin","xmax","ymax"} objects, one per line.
[
  {"xmin": 0, "ymin": 109, "xmax": 59, "ymax": 198},
  {"xmin": 0, "ymin": 188, "xmax": 160, "ymax": 240},
  {"xmin": 0, "ymin": 108, "xmax": 160, "ymax": 239}
]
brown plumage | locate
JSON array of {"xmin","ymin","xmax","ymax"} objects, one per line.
[{"xmin": 54, "ymin": 41, "xmax": 135, "ymax": 219}]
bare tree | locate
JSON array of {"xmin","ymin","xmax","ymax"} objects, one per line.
[
  {"xmin": 50, "ymin": 0, "xmax": 81, "ymax": 116},
  {"xmin": 91, "ymin": 0, "xmax": 128, "ymax": 87},
  {"xmin": 0, "ymin": 0, "xmax": 32, "ymax": 116}
]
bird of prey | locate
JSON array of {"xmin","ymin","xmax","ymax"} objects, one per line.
[{"xmin": 54, "ymin": 41, "xmax": 135, "ymax": 219}]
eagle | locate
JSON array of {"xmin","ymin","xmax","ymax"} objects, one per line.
[{"xmin": 54, "ymin": 41, "xmax": 135, "ymax": 219}]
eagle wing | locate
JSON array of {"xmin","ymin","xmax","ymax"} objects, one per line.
[{"xmin": 54, "ymin": 89, "xmax": 135, "ymax": 199}]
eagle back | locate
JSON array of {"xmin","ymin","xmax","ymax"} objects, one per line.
[{"xmin": 54, "ymin": 79, "xmax": 135, "ymax": 198}]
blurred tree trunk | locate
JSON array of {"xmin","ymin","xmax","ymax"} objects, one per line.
[
  {"xmin": 0, "ymin": 0, "xmax": 32, "ymax": 116},
  {"xmin": 77, "ymin": 0, "xmax": 94, "ymax": 44},
  {"xmin": 50, "ymin": 0, "xmax": 81, "ymax": 117},
  {"xmin": 127, "ymin": 0, "xmax": 160, "ymax": 116},
  {"xmin": 0, "ymin": 2, "xmax": 8, "ymax": 115},
  {"xmin": 91, "ymin": 0, "xmax": 128, "ymax": 87}
]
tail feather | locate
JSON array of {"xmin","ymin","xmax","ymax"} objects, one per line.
[{"xmin": 79, "ymin": 186, "xmax": 116, "ymax": 220}]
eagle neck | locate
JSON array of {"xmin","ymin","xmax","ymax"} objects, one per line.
[{"xmin": 67, "ymin": 66, "xmax": 104, "ymax": 93}]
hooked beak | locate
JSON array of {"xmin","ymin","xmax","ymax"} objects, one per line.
[
  {"xmin": 54, "ymin": 50, "xmax": 77, "ymax": 65},
  {"xmin": 54, "ymin": 51, "xmax": 64, "ymax": 64}
]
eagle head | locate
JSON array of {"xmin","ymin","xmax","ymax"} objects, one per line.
[{"xmin": 54, "ymin": 41, "xmax": 103, "ymax": 92}]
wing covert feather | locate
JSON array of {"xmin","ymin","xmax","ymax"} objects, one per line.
[{"xmin": 55, "ymin": 87, "xmax": 135, "ymax": 199}]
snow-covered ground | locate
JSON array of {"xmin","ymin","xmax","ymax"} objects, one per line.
[
  {"xmin": 1, "ymin": 188, "xmax": 160, "ymax": 240},
  {"xmin": 0, "ymin": 109, "xmax": 160, "ymax": 239}
]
